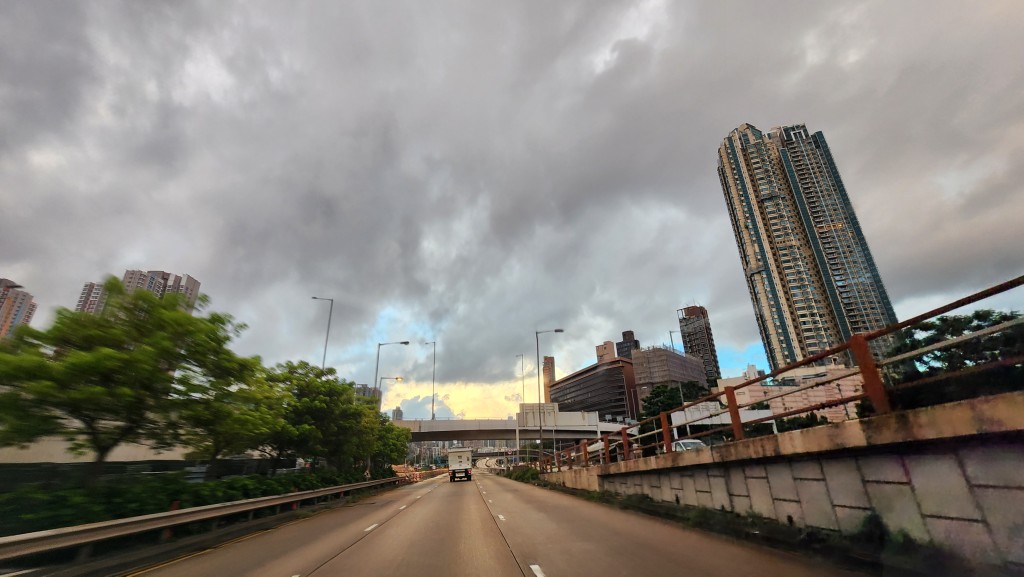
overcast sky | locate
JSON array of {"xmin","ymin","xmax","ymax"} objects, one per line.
[{"xmin": 3, "ymin": 1, "xmax": 1023, "ymax": 420}]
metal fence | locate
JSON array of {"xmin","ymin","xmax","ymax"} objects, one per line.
[{"xmin": 536, "ymin": 274, "xmax": 1023, "ymax": 472}]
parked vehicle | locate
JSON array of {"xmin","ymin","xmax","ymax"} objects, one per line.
[
  {"xmin": 448, "ymin": 448, "xmax": 473, "ymax": 482},
  {"xmin": 672, "ymin": 439, "xmax": 707, "ymax": 452}
]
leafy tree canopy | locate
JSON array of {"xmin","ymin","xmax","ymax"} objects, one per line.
[{"xmin": 0, "ymin": 278, "xmax": 246, "ymax": 472}]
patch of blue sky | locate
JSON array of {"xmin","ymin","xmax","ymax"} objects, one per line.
[{"xmin": 717, "ymin": 342, "xmax": 768, "ymax": 378}]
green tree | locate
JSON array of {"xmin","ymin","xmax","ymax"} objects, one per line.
[
  {"xmin": 640, "ymin": 385, "xmax": 682, "ymax": 420},
  {"xmin": 0, "ymin": 278, "xmax": 246, "ymax": 482},
  {"xmin": 371, "ymin": 414, "xmax": 412, "ymax": 472},
  {"xmin": 884, "ymin": 309, "xmax": 1023, "ymax": 410},
  {"xmin": 640, "ymin": 381, "xmax": 708, "ymax": 419},
  {"xmin": 263, "ymin": 361, "xmax": 375, "ymax": 473},
  {"xmin": 177, "ymin": 358, "xmax": 277, "ymax": 480},
  {"xmin": 892, "ymin": 309, "xmax": 1022, "ymax": 375}
]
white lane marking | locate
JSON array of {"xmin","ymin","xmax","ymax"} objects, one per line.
[
  {"xmin": 416, "ymin": 496, "xmax": 422, "ymax": 499},
  {"xmin": 364, "ymin": 524, "xmax": 378, "ymax": 532},
  {"xmin": 399, "ymin": 505, "xmax": 407, "ymax": 510},
  {"xmin": 488, "ymin": 499, "xmax": 493, "ymax": 503},
  {"xmin": 530, "ymin": 565, "xmax": 546, "ymax": 577},
  {"xmin": 498, "ymin": 514, "xmax": 506, "ymax": 521},
  {"xmin": 1, "ymin": 571, "xmax": 38, "ymax": 577},
  {"xmin": 482, "ymin": 491, "xmax": 487, "ymax": 494}
]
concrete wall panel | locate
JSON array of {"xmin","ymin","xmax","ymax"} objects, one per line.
[
  {"xmin": 727, "ymin": 466, "xmax": 748, "ymax": 496},
  {"xmin": 959, "ymin": 445, "xmax": 1024, "ymax": 488},
  {"xmin": 858, "ymin": 455, "xmax": 907, "ymax": 482},
  {"xmin": 924, "ymin": 517, "xmax": 1001, "ymax": 565},
  {"xmin": 747, "ymin": 477, "xmax": 774, "ymax": 518},
  {"xmin": 765, "ymin": 463, "xmax": 798, "ymax": 501},
  {"xmin": 865, "ymin": 482, "xmax": 929, "ymax": 542},
  {"xmin": 822, "ymin": 457, "xmax": 870, "ymax": 508},
  {"xmin": 905, "ymin": 453, "xmax": 981, "ymax": 520},
  {"xmin": 791, "ymin": 460, "xmax": 824, "ymax": 480},
  {"xmin": 975, "ymin": 487, "xmax": 1024, "ymax": 564},
  {"xmin": 795, "ymin": 479, "xmax": 839, "ymax": 530},
  {"xmin": 710, "ymin": 475, "xmax": 731, "ymax": 510}
]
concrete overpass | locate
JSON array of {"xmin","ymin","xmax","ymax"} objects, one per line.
[
  {"xmin": 394, "ymin": 403, "xmax": 621, "ymax": 442},
  {"xmin": 393, "ymin": 418, "xmax": 622, "ymax": 442}
]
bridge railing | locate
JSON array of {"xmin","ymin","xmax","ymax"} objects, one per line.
[{"xmin": 538, "ymin": 274, "xmax": 1024, "ymax": 472}]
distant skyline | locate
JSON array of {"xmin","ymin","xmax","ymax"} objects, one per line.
[{"xmin": 2, "ymin": 2, "xmax": 1022, "ymax": 419}]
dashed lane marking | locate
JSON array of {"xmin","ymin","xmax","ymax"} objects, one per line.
[
  {"xmin": 399, "ymin": 505, "xmax": 407, "ymax": 510},
  {"xmin": 530, "ymin": 564, "xmax": 546, "ymax": 577},
  {"xmin": 364, "ymin": 524, "xmax": 378, "ymax": 532},
  {"xmin": 497, "ymin": 515, "xmax": 506, "ymax": 521}
]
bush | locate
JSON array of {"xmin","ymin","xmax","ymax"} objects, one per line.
[
  {"xmin": 504, "ymin": 467, "xmax": 540, "ymax": 483},
  {"xmin": 0, "ymin": 470, "xmax": 391, "ymax": 537}
]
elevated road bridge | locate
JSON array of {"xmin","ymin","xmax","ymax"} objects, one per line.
[{"xmin": 394, "ymin": 403, "xmax": 621, "ymax": 442}]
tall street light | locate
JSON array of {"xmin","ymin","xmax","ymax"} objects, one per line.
[
  {"xmin": 372, "ymin": 341, "xmax": 410, "ymax": 410},
  {"xmin": 515, "ymin": 353, "xmax": 525, "ymax": 463},
  {"xmin": 424, "ymin": 341, "xmax": 436, "ymax": 420},
  {"xmin": 377, "ymin": 376, "xmax": 404, "ymax": 402},
  {"xmin": 535, "ymin": 328, "xmax": 563, "ymax": 464},
  {"xmin": 515, "ymin": 354, "xmax": 526, "ymax": 406},
  {"xmin": 311, "ymin": 297, "xmax": 334, "ymax": 370}
]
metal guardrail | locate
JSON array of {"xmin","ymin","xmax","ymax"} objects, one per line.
[
  {"xmin": 537, "ymin": 274, "xmax": 1024, "ymax": 471},
  {"xmin": 0, "ymin": 477, "xmax": 400, "ymax": 562}
]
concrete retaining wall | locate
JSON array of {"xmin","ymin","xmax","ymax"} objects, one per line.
[{"xmin": 543, "ymin": 391, "xmax": 1024, "ymax": 569}]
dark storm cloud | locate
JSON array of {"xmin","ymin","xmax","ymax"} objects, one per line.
[{"xmin": 3, "ymin": 1, "xmax": 1023, "ymax": 395}]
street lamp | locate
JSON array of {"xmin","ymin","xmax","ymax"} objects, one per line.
[
  {"xmin": 377, "ymin": 376, "xmax": 404, "ymax": 400},
  {"xmin": 514, "ymin": 354, "xmax": 526, "ymax": 405},
  {"xmin": 535, "ymin": 328, "xmax": 563, "ymax": 465},
  {"xmin": 311, "ymin": 297, "xmax": 334, "ymax": 370},
  {"xmin": 424, "ymin": 341, "xmax": 436, "ymax": 420},
  {"xmin": 515, "ymin": 353, "xmax": 525, "ymax": 463},
  {"xmin": 372, "ymin": 340, "xmax": 410, "ymax": 410}
]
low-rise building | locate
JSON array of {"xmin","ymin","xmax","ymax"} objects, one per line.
[
  {"xmin": 716, "ymin": 364, "xmax": 863, "ymax": 423},
  {"xmin": 549, "ymin": 357, "xmax": 638, "ymax": 421}
]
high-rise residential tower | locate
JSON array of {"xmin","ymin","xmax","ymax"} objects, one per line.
[
  {"xmin": 77, "ymin": 270, "xmax": 201, "ymax": 315},
  {"xmin": 75, "ymin": 282, "xmax": 108, "ymax": 314},
  {"xmin": 0, "ymin": 279, "xmax": 37, "ymax": 338},
  {"xmin": 717, "ymin": 123, "xmax": 897, "ymax": 371},
  {"xmin": 122, "ymin": 270, "xmax": 201, "ymax": 311},
  {"xmin": 677, "ymin": 305, "xmax": 721, "ymax": 381}
]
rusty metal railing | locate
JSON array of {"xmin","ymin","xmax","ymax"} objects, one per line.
[{"xmin": 535, "ymin": 274, "xmax": 1023, "ymax": 472}]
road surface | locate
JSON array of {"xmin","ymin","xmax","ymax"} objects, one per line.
[{"xmin": 126, "ymin": 471, "xmax": 862, "ymax": 577}]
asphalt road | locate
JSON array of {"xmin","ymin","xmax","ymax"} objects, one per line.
[{"xmin": 126, "ymin": 471, "xmax": 863, "ymax": 577}]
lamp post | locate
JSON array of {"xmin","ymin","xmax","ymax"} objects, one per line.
[
  {"xmin": 535, "ymin": 329, "xmax": 563, "ymax": 465},
  {"xmin": 424, "ymin": 341, "xmax": 436, "ymax": 420},
  {"xmin": 515, "ymin": 354, "xmax": 526, "ymax": 405},
  {"xmin": 377, "ymin": 376, "xmax": 404, "ymax": 402},
  {"xmin": 372, "ymin": 341, "xmax": 410, "ymax": 410},
  {"xmin": 515, "ymin": 353, "xmax": 525, "ymax": 463},
  {"xmin": 311, "ymin": 297, "xmax": 334, "ymax": 370}
]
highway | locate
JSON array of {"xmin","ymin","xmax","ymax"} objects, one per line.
[{"xmin": 128, "ymin": 469, "xmax": 863, "ymax": 577}]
